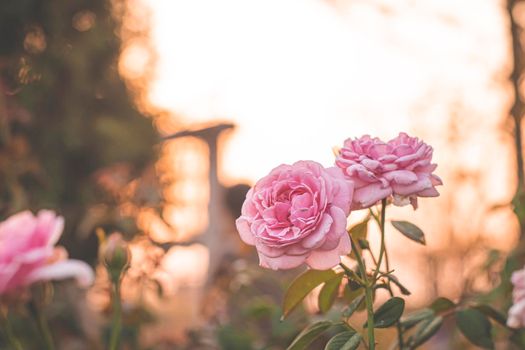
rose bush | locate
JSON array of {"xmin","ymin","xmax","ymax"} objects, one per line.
[
  {"xmin": 236, "ymin": 160, "xmax": 353, "ymax": 270},
  {"xmin": 335, "ymin": 132, "xmax": 442, "ymax": 209},
  {"xmin": 0, "ymin": 210, "xmax": 94, "ymax": 294}
]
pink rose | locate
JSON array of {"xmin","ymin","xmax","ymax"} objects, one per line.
[
  {"xmin": 335, "ymin": 132, "xmax": 442, "ymax": 209},
  {"xmin": 508, "ymin": 267, "xmax": 525, "ymax": 328},
  {"xmin": 236, "ymin": 161, "xmax": 353, "ymax": 270},
  {"xmin": 0, "ymin": 210, "xmax": 94, "ymax": 294}
]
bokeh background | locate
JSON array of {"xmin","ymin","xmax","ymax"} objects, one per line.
[{"xmin": 1, "ymin": 0, "xmax": 523, "ymax": 348}]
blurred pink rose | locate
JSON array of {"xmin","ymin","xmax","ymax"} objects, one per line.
[
  {"xmin": 336, "ymin": 132, "xmax": 442, "ymax": 209},
  {"xmin": 508, "ymin": 267, "xmax": 525, "ymax": 328},
  {"xmin": 236, "ymin": 161, "xmax": 353, "ymax": 270},
  {"xmin": 0, "ymin": 210, "xmax": 94, "ymax": 294}
]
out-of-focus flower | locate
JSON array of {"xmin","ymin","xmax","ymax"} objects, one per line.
[
  {"xmin": 508, "ymin": 266, "xmax": 525, "ymax": 328},
  {"xmin": 236, "ymin": 161, "xmax": 353, "ymax": 270},
  {"xmin": 0, "ymin": 210, "xmax": 94, "ymax": 294},
  {"xmin": 98, "ymin": 232, "xmax": 130, "ymax": 282},
  {"xmin": 335, "ymin": 132, "xmax": 442, "ymax": 210}
]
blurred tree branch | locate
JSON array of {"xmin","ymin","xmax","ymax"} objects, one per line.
[
  {"xmin": 508, "ymin": 0, "xmax": 525, "ymax": 241},
  {"xmin": 0, "ymin": 0, "xmax": 161, "ymax": 263}
]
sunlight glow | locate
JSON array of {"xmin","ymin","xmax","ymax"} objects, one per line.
[
  {"xmin": 146, "ymin": 0, "xmax": 508, "ymax": 185},
  {"xmin": 133, "ymin": 0, "xmax": 518, "ymax": 306}
]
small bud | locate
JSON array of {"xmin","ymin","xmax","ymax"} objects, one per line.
[
  {"xmin": 98, "ymin": 231, "xmax": 130, "ymax": 283},
  {"xmin": 358, "ymin": 239, "xmax": 370, "ymax": 250}
]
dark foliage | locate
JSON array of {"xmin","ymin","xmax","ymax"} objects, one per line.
[{"xmin": 0, "ymin": 0, "xmax": 158, "ymax": 262}]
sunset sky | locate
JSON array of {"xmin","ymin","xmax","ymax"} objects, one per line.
[
  {"xmin": 132, "ymin": 0, "xmax": 518, "ymax": 306},
  {"xmin": 145, "ymin": 0, "xmax": 508, "ymax": 185}
]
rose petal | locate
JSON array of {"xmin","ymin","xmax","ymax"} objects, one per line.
[
  {"xmin": 392, "ymin": 176, "xmax": 432, "ymax": 196},
  {"xmin": 320, "ymin": 206, "xmax": 348, "ymax": 250},
  {"xmin": 302, "ymin": 214, "xmax": 333, "ymax": 249},
  {"xmin": 255, "ymin": 241, "xmax": 286, "ymax": 258},
  {"xmin": 305, "ymin": 234, "xmax": 350, "ymax": 270},
  {"xmin": 418, "ymin": 187, "xmax": 440, "ymax": 197},
  {"xmin": 305, "ymin": 250, "xmax": 341, "ymax": 270},
  {"xmin": 383, "ymin": 170, "xmax": 418, "ymax": 185},
  {"xmin": 26, "ymin": 259, "xmax": 94, "ymax": 287},
  {"xmin": 352, "ymin": 183, "xmax": 392, "ymax": 209},
  {"xmin": 337, "ymin": 232, "xmax": 351, "ymax": 255},
  {"xmin": 258, "ymin": 253, "xmax": 306, "ymax": 270},
  {"xmin": 325, "ymin": 167, "xmax": 353, "ymax": 215},
  {"xmin": 36, "ymin": 210, "xmax": 64, "ymax": 247},
  {"xmin": 235, "ymin": 217, "xmax": 256, "ymax": 245},
  {"xmin": 0, "ymin": 262, "xmax": 20, "ymax": 293}
]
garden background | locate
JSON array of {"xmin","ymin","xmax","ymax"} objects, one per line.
[{"xmin": 0, "ymin": 0, "xmax": 523, "ymax": 348}]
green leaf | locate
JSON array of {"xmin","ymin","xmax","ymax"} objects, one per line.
[
  {"xmin": 386, "ymin": 274, "xmax": 411, "ymax": 295},
  {"xmin": 344, "ymin": 333, "xmax": 362, "ymax": 350},
  {"xmin": 342, "ymin": 294, "xmax": 365, "ymax": 318},
  {"xmin": 358, "ymin": 239, "xmax": 370, "ymax": 250},
  {"xmin": 282, "ymin": 269, "xmax": 338, "ymax": 319},
  {"xmin": 400, "ymin": 308, "xmax": 434, "ymax": 330},
  {"xmin": 286, "ymin": 321, "xmax": 333, "ymax": 350},
  {"xmin": 318, "ymin": 273, "xmax": 343, "ymax": 313},
  {"xmin": 349, "ymin": 220, "xmax": 369, "ymax": 239},
  {"xmin": 456, "ymin": 309, "xmax": 494, "ymax": 349},
  {"xmin": 391, "ymin": 220, "xmax": 426, "ymax": 245},
  {"xmin": 348, "ymin": 220, "xmax": 369, "ymax": 259},
  {"xmin": 429, "ymin": 297, "xmax": 455, "ymax": 314},
  {"xmin": 472, "ymin": 304, "xmax": 507, "ymax": 326},
  {"xmin": 343, "ymin": 285, "xmax": 367, "ymax": 312},
  {"xmin": 364, "ymin": 297, "xmax": 405, "ymax": 329},
  {"xmin": 409, "ymin": 316, "xmax": 443, "ymax": 348},
  {"xmin": 324, "ymin": 331, "xmax": 361, "ymax": 350}
]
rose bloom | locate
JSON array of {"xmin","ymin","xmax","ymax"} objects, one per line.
[
  {"xmin": 336, "ymin": 132, "xmax": 442, "ymax": 210},
  {"xmin": 236, "ymin": 161, "xmax": 353, "ymax": 270},
  {"xmin": 508, "ymin": 266, "xmax": 525, "ymax": 328},
  {"xmin": 0, "ymin": 210, "xmax": 94, "ymax": 295}
]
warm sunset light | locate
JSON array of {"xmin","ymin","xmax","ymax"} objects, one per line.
[
  {"xmin": 145, "ymin": 0, "xmax": 509, "ymax": 184},
  {"xmin": 140, "ymin": 0, "xmax": 517, "ymax": 305},
  {"xmin": 3, "ymin": 0, "xmax": 525, "ymax": 348}
]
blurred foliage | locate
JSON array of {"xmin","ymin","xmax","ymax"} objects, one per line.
[
  {"xmin": 170, "ymin": 256, "xmax": 364, "ymax": 350},
  {"xmin": 179, "ymin": 261, "xmax": 314, "ymax": 350},
  {"xmin": 0, "ymin": 0, "xmax": 159, "ymax": 262}
]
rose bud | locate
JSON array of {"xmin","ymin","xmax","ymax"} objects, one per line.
[{"xmin": 98, "ymin": 232, "xmax": 130, "ymax": 282}]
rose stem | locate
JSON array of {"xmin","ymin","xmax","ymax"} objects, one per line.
[
  {"xmin": 372, "ymin": 199, "xmax": 387, "ymax": 282},
  {"xmin": 349, "ymin": 235, "xmax": 375, "ymax": 350},
  {"xmin": 31, "ymin": 301, "xmax": 55, "ymax": 350},
  {"xmin": 0, "ymin": 307, "xmax": 23, "ymax": 350},
  {"xmin": 108, "ymin": 281, "xmax": 123, "ymax": 350},
  {"xmin": 374, "ymin": 199, "xmax": 404, "ymax": 348}
]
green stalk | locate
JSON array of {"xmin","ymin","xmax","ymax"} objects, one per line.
[
  {"xmin": 28, "ymin": 295, "xmax": 55, "ymax": 350},
  {"xmin": 349, "ymin": 236, "xmax": 375, "ymax": 350},
  {"xmin": 35, "ymin": 307, "xmax": 55, "ymax": 350},
  {"xmin": 372, "ymin": 199, "xmax": 387, "ymax": 282},
  {"xmin": 384, "ymin": 248, "xmax": 405, "ymax": 349},
  {"xmin": 363, "ymin": 281, "xmax": 376, "ymax": 350},
  {"xmin": 374, "ymin": 199, "xmax": 404, "ymax": 348},
  {"xmin": 108, "ymin": 282, "xmax": 122, "ymax": 350},
  {"xmin": 0, "ymin": 311, "xmax": 23, "ymax": 350}
]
